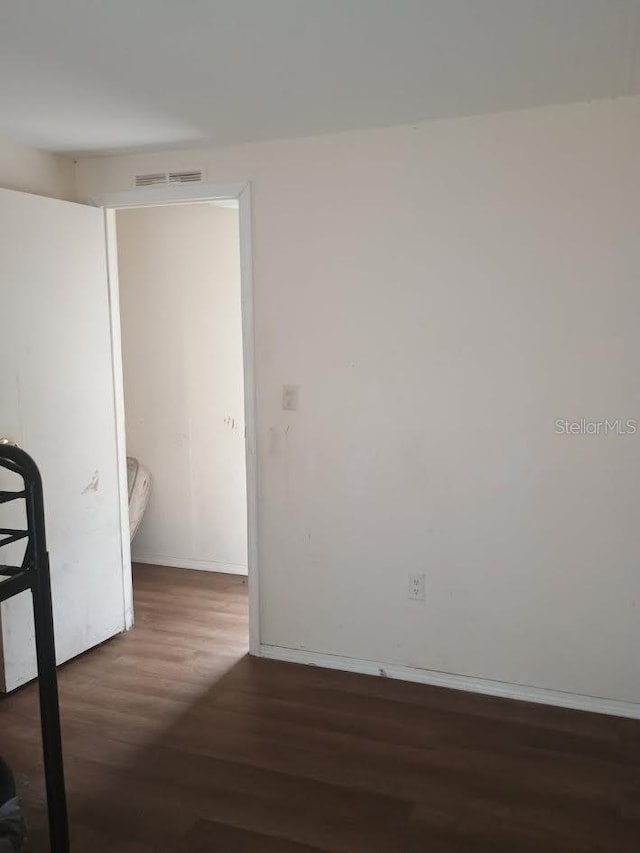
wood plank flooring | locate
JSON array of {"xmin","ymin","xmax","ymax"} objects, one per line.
[{"xmin": 1, "ymin": 564, "xmax": 638, "ymax": 851}]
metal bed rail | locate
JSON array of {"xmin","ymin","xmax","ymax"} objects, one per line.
[{"xmin": 0, "ymin": 443, "xmax": 69, "ymax": 853}]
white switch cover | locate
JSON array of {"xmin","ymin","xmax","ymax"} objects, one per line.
[{"xmin": 282, "ymin": 384, "xmax": 299, "ymax": 411}]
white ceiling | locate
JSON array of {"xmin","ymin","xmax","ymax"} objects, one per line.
[{"xmin": 1, "ymin": 0, "xmax": 639, "ymax": 157}]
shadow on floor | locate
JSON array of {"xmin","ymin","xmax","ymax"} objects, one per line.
[{"xmin": 2, "ymin": 564, "xmax": 639, "ymax": 852}]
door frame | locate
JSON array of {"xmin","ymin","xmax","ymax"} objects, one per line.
[{"xmin": 94, "ymin": 181, "xmax": 260, "ymax": 654}]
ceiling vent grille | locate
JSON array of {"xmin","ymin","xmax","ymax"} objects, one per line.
[
  {"xmin": 169, "ymin": 170, "xmax": 203, "ymax": 183},
  {"xmin": 134, "ymin": 172, "xmax": 168, "ymax": 187},
  {"xmin": 134, "ymin": 169, "xmax": 203, "ymax": 188}
]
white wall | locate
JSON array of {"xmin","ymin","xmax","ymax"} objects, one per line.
[
  {"xmin": 78, "ymin": 95, "xmax": 640, "ymax": 706},
  {"xmin": 0, "ymin": 138, "xmax": 75, "ymax": 200},
  {"xmin": 116, "ymin": 204, "xmax": 247, "ymax": 574}
]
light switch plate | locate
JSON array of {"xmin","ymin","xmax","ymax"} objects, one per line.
[{"xmin": 282, "ymin": 384, "xmax": 299, "ymax": 411}]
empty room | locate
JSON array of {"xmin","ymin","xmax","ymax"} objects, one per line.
[{"xmin": 0, "ymin": 2, "xmax": 638, "ymax": 852}]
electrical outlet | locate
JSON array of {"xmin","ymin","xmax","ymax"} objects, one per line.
[
  {"xmin": 282, "ymin": 384, "xmax": 299, "ymax": 411},
  {"xmin": 408, "ymin": 573, "xmax": 425, "ymax": 601}
]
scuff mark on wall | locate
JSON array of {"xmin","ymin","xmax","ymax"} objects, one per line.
[{"xmin": 82, "ymin": 470, "xmax": 100, "ymax": 494}]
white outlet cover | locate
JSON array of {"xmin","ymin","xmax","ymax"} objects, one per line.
[{"xmin": 408, "ymin": 573, "xmax": 425, "ymax": 601}]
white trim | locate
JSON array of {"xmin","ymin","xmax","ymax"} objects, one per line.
[
  {"xmin": 103, "ymin": 209, "xmax": 133, "ymax": 630},
  {"xmin": 259, "ymin": 645, "xmax": 640, "ymax": 720},
  {"xmin": 133, "ymin": 555, "xmax": 247, "ymax": 575},
  {"xmin": 101, "ymin": 180, "xmax": 260, "ymax": 651},
  {"xmin": 238, "ymin": 184, "xmax": 261, "ymax": 654},
  {"xmin": 91, "ymin": 182, "xmax": 246, "ymax": 210}
]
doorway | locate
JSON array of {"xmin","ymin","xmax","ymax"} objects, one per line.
[
  {"xmin": 116, "ymin": 200, "xmax": 247, "ymax": 580},
  {"xmin": 102, "ymin": 183, "xmax": 259, "ymax": 653}
]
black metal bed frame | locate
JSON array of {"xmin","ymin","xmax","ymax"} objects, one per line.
[{"xmin": 0, "ymin": 444, "xmax": 70, "ymax": 853}]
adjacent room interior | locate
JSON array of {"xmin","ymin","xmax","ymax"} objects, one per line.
[
  {"xmin": 115, "ymin": 200, "xmax": 248, "ymax": 586},
  {"xmin": 0, "ymin": 2, "xmax": 639, "ymax": 852}
]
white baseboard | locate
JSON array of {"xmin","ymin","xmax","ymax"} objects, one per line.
[
  {"xmin": 133, "ymin": 554, "xmax": 248, "ymax": 576},
  {"xmin": 259, "ymin": 645, "xmax": 640, "ymax": 720}
]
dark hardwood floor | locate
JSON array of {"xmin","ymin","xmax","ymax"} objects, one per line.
[{"xmin": 1, "ymin": 564, "xmax": 638, "ymax": 851}]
